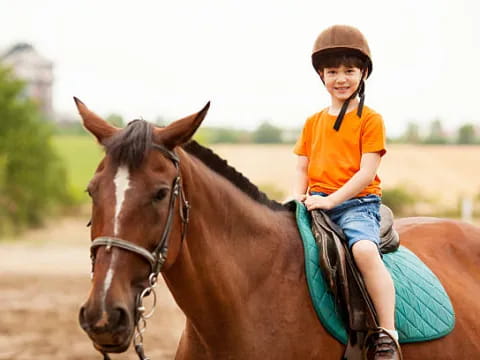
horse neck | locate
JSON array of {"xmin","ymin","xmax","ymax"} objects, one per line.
[{"xmin": 162, "ymin": 150, "xmax": 298, "ymax": 337}]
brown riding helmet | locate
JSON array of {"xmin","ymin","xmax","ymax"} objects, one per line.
[{"xmin": 312, "ymin": 25, "xmax": 372, "ymax": 77}]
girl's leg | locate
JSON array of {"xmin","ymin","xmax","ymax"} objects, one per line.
[{"xmin": 351, "ymin": 240, "xmax": 395, "ymax": 330}]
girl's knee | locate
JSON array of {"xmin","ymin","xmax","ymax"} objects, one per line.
[{"xmin": 352, "ymin": 240, "xmax": 381, "ymax": 268}]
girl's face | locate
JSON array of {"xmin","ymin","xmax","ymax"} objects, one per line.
[{"xmin": 321, "ymin": 65, "xmax": 363, "ymax": 104}]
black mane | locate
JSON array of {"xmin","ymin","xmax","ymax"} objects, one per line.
[{"xmin": 103, "ymin": 120, "xmax": 287, "ymax": 211}]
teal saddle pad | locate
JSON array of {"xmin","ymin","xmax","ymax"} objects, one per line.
[{"xmin": 294, "ymin": 201, "xmax": 455, "ymax": 344}]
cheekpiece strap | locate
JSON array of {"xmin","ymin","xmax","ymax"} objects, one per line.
[{"xmin": 151, "ymin": 143, "xmax": 179, "ymax": 164}]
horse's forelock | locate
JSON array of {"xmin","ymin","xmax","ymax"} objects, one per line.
[{"xmin": 104, "ymin": 120, "xmax": 153, "ymax": 169}]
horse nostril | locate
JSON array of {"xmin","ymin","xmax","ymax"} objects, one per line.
[
  {"xmin": 111, "ymin": 306, "xmax": 130, "ymax": 330},
  {"xmin": 78, "ymin": 305, "xmax": 89, "ymax": 330}
]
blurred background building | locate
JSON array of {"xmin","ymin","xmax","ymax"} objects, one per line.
[{"xmin": 1, "ymin": 42, "xmax": 54, "ymax": 119}]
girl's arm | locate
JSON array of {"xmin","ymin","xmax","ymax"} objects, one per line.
[
  {"xmin": 304, "ymin": 152, "xmax": 381, "ymax": 210},
  {"xmin": 292, "ymin": 155, "xmax": 309, "ymax": 201}
]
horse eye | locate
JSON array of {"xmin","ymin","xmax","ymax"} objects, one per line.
[{"xmin": 153, "ymin": 188, "xmax": 169, "ymax": 201}]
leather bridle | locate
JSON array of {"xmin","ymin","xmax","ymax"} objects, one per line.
[{"xmin": 89, "ymin": 143, "xmax": 190, "ymax": 360}]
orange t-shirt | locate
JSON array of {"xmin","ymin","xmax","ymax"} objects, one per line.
[{"xmin": 293, "ymin": 105, "xmax": 386, "ymax": 197}]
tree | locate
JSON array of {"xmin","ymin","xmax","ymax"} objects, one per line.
[
  {"xmin": 106, "ymin": 113, "xmax": 124, "ymax": 128},
  {"xmin": 253, "ymin": 121, "xmax": 282, "ymax": 144},
  {"xmin": 0, "ymin": 65, "xmax": 72, "ymax": 235},
  {"xmin": 402, "ymin": 121, "xmax": 421, "ymax": 144},
  {"xmin": 424, "ymin": 118, "xmax": 447, "ymax": 144},
  {"xmin": 456, "ymin": 123, "xmax": 477, "ymax": 144}
]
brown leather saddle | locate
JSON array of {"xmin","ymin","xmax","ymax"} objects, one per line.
[{"xmin": 311, "ymin": 205, "xmax": 400, "ymax": 360}]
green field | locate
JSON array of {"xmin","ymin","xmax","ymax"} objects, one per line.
[{"xmin": 52, "ymin": 135, "xmax": 103, "ymax": 202}]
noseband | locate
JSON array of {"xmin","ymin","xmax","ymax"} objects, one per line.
[{"xmin": 89, "ymin": 143, "xmax": 190, "ymax": 360}]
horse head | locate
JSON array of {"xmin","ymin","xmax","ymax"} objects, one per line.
[{"xmin": 75, "ymin": 97, "xmax": 209, "ymax": 355}]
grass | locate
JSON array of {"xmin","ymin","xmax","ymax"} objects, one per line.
[{"xmin": 52, "ymin": 135, "xmax": 103, "ymax": 202}]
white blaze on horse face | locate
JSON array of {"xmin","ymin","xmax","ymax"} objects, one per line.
[
  {"xmin": 113, "ymin": 166, "xmax": 131, "ymax": 236},
  {"xmin": 96, "ymin": 251, "xmax": 118, "ymax": 327},
  {"xmin": 96, "ymin": 166, "xmax": 131, "ymax": 322}
]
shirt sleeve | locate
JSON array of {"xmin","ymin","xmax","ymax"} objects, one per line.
[
  {"xmin": 361, "ymin": 113, "xmax": 387, "ymax": 156},
  {"xmin": 293, "ymin": 117, "xmax": 311, "ymax": 156}
]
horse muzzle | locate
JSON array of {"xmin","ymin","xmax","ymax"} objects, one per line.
[{"xmin": 79, "ymin": 302, "xmax": 134, "ymax": 352}]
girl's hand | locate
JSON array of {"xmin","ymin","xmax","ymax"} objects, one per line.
[{"xmin": 304, "ymin": 195, "xmax": 335, "ymax": 211}]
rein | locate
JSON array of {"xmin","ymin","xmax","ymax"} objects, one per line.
[{"xmin": 89, "ymin": 143, "xmax": 190, "ymax": 360}]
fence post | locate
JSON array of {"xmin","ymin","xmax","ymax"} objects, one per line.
[{"xmin": 461, "ymin": 196, "xmax": 473, "ymax": 223}]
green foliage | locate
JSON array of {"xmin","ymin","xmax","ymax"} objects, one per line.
[
  {"xmin": 51, "ymin": 135, "xmax": 104, "ymax": 203},
  {"xmin": 456, "ymin": 123, "xmax": 477, "ymax": 144},
  {"xmin": 0, "ymin": 65, "xmax": 72, "ymax": 235},
  {"xmin": 253, "ymin": 121, "xmax": 282, "ymax": 144},
  {"xmin": 382, "ymin": 186, "xmax": 416, "ymax": 216},
  {"xmin": 393, "ymin": 119, "xmax": 480, "ymax": 145},
  {"xmin": 54, "ymin": 121, "xmax": 88, "ymax": 136},
  {"xmin": 106, "ymin": 113, "xmax": 124, "ymax": 128},
  {"xmin": 475, "ymin": 193, "xmax": 480, "ymax": 218},
  {"xmin": 402, "ymin": 121, "xmax": 421, "ymax": 144},
  {"xmin": 424, "ymin": 118, "xmax": 448, "ymax": 144},
  {"xmin": 55, "ymin": 113, "xmax": 125, "ymax": 136}
]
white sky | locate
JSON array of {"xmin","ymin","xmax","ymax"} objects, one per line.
[{"xmin": 1, "ymin": 0, "xmax": 479, "ymax": 136}]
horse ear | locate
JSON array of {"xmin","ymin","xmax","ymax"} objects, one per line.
[
  {"xmin": 154, "ymin": 102, "xmax": 210, "ymax": 149},
  {"xmin": 73, "ymin": 97, "xmax": 119, "ymax": 144}
]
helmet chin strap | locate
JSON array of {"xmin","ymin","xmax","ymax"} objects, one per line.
[{"xmin": 333, "ymin": 69, "xmax": 367, "ymax": 132}]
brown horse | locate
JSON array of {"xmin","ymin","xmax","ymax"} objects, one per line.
[{"xmin": 76, "ymin": 98, "xmax": 480, "ymax": 359}]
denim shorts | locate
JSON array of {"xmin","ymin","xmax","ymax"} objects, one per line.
[{"xmin": 310, "ymin": 192, "xmax": 381, "ymax": 249}]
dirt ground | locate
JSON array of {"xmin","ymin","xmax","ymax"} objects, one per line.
[{"xmin": 0, "ymin": 215, "xmax": 185, "ymax": 360}]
